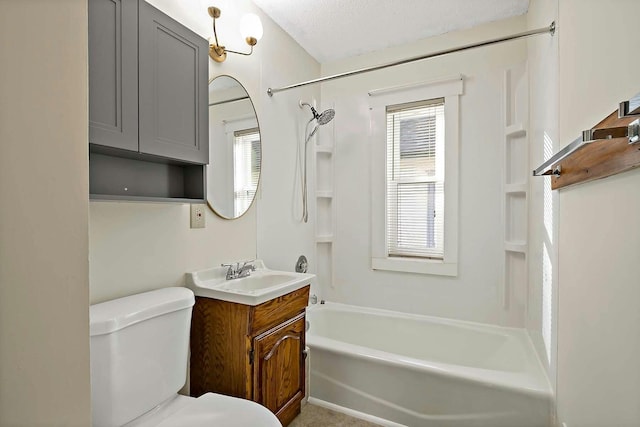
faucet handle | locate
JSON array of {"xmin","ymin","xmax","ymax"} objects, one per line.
[
  {"xmin": 241, "ymin": 259, "xmax": 256, "ymax": 270},
  {"xmin": 221, "ymin": 263, "xmax": 237, "ymax": 280},
  {"xmin": 221, "ymin": 263, "xmax": 236, "ymax": 273}
]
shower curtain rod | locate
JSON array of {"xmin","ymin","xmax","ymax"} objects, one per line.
[
  {"xmin": 209, "ymin": 95, "xmax": 250, "ymax": 107},
  {"xmin": 267, "ymin": 21, "xmax": 555, "ymax": 97}
]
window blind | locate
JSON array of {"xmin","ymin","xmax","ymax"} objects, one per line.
[
  {"xmin": 386, "ymin": 98, "xmax": 445, "ymax": 259},
  {"xmin": 233, "ymin": 128, "xmax": 261, "ymax": 217}
]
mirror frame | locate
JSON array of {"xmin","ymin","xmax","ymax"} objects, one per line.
[{"xmin": 206, "ymin": 74, "xmax": 262, "ymax": 220}]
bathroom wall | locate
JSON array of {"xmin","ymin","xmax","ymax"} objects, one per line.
[
  {"xmin": 526, "ymin": 0, "xmax": 559, "ymax": 387},
  {"xmin": 318, "ymin": 16, "xmax": 530, "ymax": 326},
  {"xmin": 0, "ymin": 0, "xmax": 91, "ymax": 425},
  {"xmin": 89, "ymin": 0, "xmax": 320, "ymax": 303},
  {"xmin": 553, "ymin": 0, "xmax": 640, "ymax": 425}
]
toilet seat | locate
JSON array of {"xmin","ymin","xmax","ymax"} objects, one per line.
[{"xmin": 126, "ymin": 393, "xmax": 281, "ymax": 427}]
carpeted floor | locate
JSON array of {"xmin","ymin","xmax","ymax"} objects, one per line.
[{"xmin": 289, "ymin": 404, "xmax": 382, "ymax": 427}]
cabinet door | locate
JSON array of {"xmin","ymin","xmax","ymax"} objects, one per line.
[
  {"xmin": 253, "ymin": 314, "xmax": 305, "ymax": 425},
  {"xmin": 88, "ymin": 0, "xmax": 138, "ymax": 151},
  {"xmin": 138, "ymin": 1, "xmax": 209, "ymax": 164}
]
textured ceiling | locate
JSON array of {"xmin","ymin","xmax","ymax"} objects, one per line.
[{"xmin": 252, "ymin": 0, "xmax": 529, "ymax": 63}]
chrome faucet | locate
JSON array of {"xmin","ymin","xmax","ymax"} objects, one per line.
[{"xmin": 222, "ymin": 261, "xmax": 256, "ymax": 280}]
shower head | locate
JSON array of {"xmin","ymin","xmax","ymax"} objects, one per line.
[
  {"xmin": 299, "ymin": 101, "xmax": 335, "ymax": 126},
  {"xmin": 317, "ymin": 108, "xmax": 335, "ymax": 125}
]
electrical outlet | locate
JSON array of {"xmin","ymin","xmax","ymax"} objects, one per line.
[{"xmin": 190, "ymin": 204, "xmax": 205, "ymax": 229}]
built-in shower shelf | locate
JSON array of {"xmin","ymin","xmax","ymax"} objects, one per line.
[
  {"xmin": 502, "ymin": 66, "xmax": 529, "ymax": 321},
  {"xmin": 505, "ymin": 123, "xmax": 527, "ymax": 138},
  {"xmin": 315, "ymin": 145, "xmax": 334, "ymax": 154},
  {"xmin": 316, "ymin": 190, "xmax": 334, "ymax": 199},
  {"xmin": 505, "ymin": 183, "xmax": 528, "ymax": 194},
  {"xmin": 505, "ymin": 241, "xmax": 527, "ymax": 254},
  {"xmin": 313, "ymin": 105, "xmax": 335, "ymax": 290}
]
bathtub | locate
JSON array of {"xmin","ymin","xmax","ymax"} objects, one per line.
[{"xmin": 306, "ymin": 303, "xmax": 552, "ymax": 427}]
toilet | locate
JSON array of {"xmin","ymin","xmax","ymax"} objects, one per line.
[{"xmin": 90, "ymin": 287, "xmax": 282, "ymax": 427}]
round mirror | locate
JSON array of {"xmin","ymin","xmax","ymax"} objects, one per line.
[{"xmin": 207, "ymin": 75, "xmax": 261, "ymax": 219}]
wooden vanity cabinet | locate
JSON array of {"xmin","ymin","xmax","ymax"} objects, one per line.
[{"xmin": 190, "ymin": 285, "xmax": 310, "ymax": 427}]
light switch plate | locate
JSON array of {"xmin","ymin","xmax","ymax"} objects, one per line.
[{"xmin": 190, "ymin": 204, "xmax": 205, "ymax": 229}]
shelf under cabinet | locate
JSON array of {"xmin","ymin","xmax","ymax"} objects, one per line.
[{"xmin": 89, "ymin": 145, "xmax": 206, "ymax": 203}]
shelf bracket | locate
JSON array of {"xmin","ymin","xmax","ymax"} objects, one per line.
[
  {"xmin": 533, "ymin": 131, "xmax": 595, "ymax": 177},
  {"xmin": 628, "ymin": 119, "xmax": 640, "ymax": 144},
  {"xmin": 619, "ymin": 91, "xmax": 640, "ymax": 118}
]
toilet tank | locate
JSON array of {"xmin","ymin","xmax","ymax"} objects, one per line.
[{"xmin": 90, "ymin": 287, "xmax": 195, "ymax": 427}]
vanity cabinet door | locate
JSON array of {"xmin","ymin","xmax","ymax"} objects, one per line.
[
  {"xmin": 138, "ymin": 1, "xmax": 209, "ymax": 164},
  {"xmin": 253, "ymin": 314, "xmax": 306, "ymax": 427},
  {"xmin": 88, "ymin": 0, "xmax": 138, "ymax": 151}
]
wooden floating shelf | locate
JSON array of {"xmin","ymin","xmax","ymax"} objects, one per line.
[
  {"xmin": 551, "ymin": 134, "xmax": 640, "ymax": 189},
  {"xmin": 534, "ymin": 92, "xmax": 640, "ymax": 190}
]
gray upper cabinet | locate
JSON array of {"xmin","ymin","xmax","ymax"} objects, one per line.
[
  {"xmin": 139, "ymin": 1, "xmax": 208, "ymax": 164},
  {"xmin": 89, "ymin": 0, "xmax": 138, "ymax": 151},
  {"xmin": 89, "ymin": 0, "xmax": 208, "ymax": 165}
]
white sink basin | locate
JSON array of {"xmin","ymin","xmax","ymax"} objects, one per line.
[{"xmin": 186, "ymin": 260, "xmax": 315, "ymax": 306}]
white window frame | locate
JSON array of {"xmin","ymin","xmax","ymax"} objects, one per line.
[
  {"xmin": 233, "ymin": 128, "xmax": 260, "ymax": 217},
  {"xmin": 370, "ymin": 77, "xmax": 462, "ymax": 276},
  {"xmin": 223, "ymin": 116, "xmax": 258, "ymax": 215}
]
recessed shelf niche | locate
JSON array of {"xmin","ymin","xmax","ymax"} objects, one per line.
[{"xmin": 502, "ymin": 64, "xmax": 529, "ymax": 326}]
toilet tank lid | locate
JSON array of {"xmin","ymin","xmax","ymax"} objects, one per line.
[{"xmin": 90, "ymin": 287, "xmax": 195, "ymax": 336}]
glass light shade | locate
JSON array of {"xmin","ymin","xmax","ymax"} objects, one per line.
[{"xmin": 239, "ymin": 13, "xmax": 263, "ymax": 41}]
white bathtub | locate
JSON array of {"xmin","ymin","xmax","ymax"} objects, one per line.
[{"xmin": 306, "ymin": 303, "xmax": 552, "ymax": 427}]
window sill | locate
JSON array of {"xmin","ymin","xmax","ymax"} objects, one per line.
[{"xmin": 372, "ymin": 257, "xmax": 457, "ymax": 277}]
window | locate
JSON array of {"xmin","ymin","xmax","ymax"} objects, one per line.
[
  {"xmin": 370, "ymin": 77, "xmax": 462, "ymax": 276},
  {"xmin": 386, "ymin": 99, "xmax": 445, "ymax": 259},
  {"xmin": 233, "ymin": 128, "xmax": 260, "ymax": 217}
]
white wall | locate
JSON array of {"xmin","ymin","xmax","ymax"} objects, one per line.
[
  {"xmin": 318, "ymin": 17, "xmax": 529, "ymax": 325},
  {"xmin": 554, "ymin": 0, "xmax": 640, "ymax": 425},
  {"xmin": 89, "ymin": 0, "xmax": 320, "ymax": 303},
  {"xmin": 526, "ymin": 0, "xmax": 559, "ymax": 389},
  {"xmin": 0, "ymin": 0, "xmax": 91, "ymax": 424}
]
